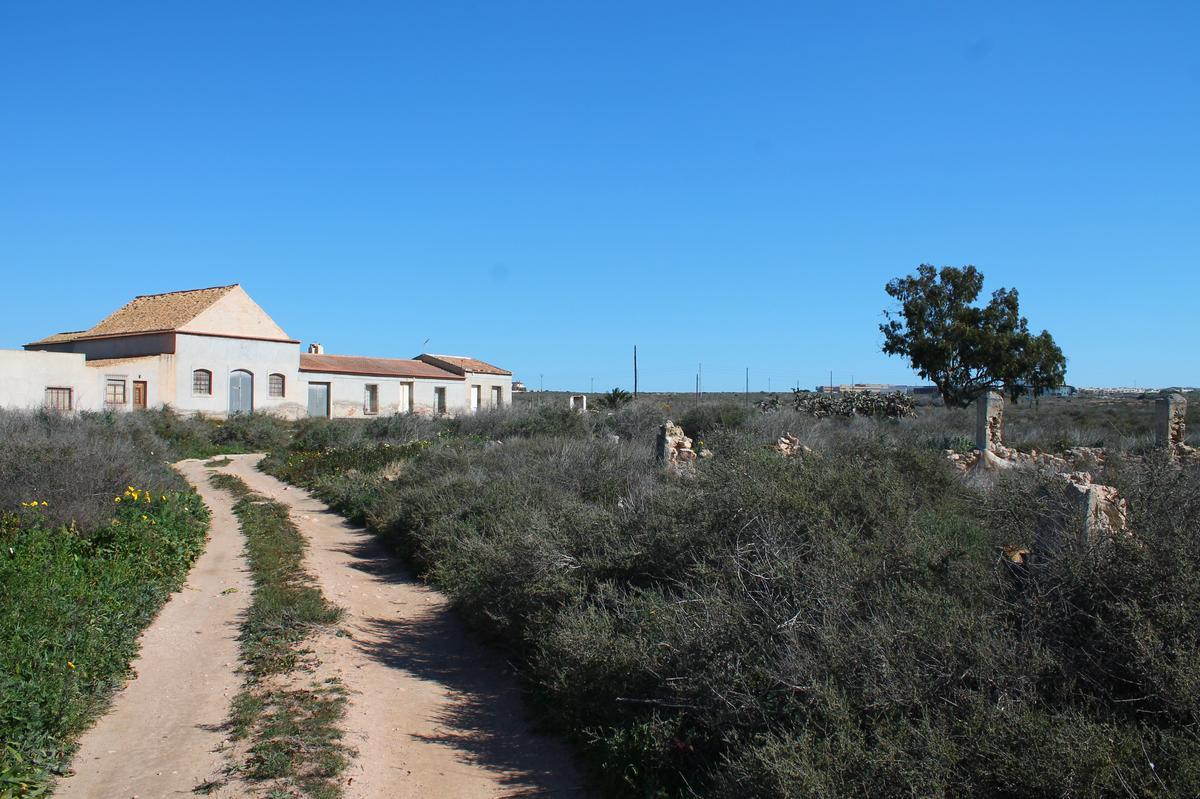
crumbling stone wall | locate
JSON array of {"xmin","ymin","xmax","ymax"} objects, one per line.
[{"xmin": 1033, "ymin": 472, "xmax": 1129, "ymax": 560}]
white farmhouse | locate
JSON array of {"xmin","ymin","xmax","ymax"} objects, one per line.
[{"xmin": 3, "ymin": 284, "xmax": 512, "ymax": 418}]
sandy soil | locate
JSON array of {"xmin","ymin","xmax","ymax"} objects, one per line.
[
  {"xmin": 216, "ymin": 454, "xmax": 583, "ymax": 799},
  {"xmin": 55, "ymin": 459, "xmax": 252, "ymax": 799}
]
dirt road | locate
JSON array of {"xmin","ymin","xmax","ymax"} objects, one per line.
[
  {"xmin": 55, "ymin": 459, "xmax": 252, "ymax": 799},
  {"xmin": 214, "ymin": 454, "xmax": 582, "ymax": 798}
]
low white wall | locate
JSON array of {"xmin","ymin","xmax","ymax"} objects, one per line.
[
  {"xmin": 462, "ymin": 373, "xmax": 513, "ymax": 412},
  {"xmin": 87, "ymin": 355, "xmax": 169, "ymax": 411},
  {"xmin": 0, "ymin": 350, "xmax": 104, "ymax": 411},
  {"xmin": 299, "ymin": 371, "xmax": 467, "ymax": 418}
]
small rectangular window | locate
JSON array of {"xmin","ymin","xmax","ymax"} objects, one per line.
[
  {"xmin": 106, "ymin": 378, "xmax": 127, "ymax": 405},
  {"xmin": 364, "ymin": 384, "xmax": 379, "ymax": 415},
  {"xmin": 269, "ymin": 373, "xmax": 285, "ymax": 398},
  {"xmin": 45, "ymin": 387, "xmax": 72, "ymax": 411},
  {"xmin": 434, "ymin": 386, "xmax": 447, "ymax": 414}
]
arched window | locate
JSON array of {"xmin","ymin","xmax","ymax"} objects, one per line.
[
  {"xmin": 269, "ymin": 373, "xmax": 286, "ymax": 398},
  {"xmin": 192, "ymin": 369, "xmax": 212, "ymax": 395}
]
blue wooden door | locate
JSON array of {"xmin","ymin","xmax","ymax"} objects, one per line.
[{"xmin": 229, "ymin": 370, "xmax": 253, "ymax": 415}]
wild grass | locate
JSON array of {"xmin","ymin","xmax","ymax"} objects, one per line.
[
  {"xmin": 207, "ymin": 473, "xmax": 348, "ymax": 799},
  {"xmin": 263, "ymin": 395, "xmax": 1200, "ymax": 798}
]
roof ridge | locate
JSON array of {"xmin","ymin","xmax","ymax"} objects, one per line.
[{"xmin": 131, "ymin": 284, "xmax": 239, "ymax": 300}]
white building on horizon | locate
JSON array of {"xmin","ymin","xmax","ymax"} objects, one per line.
[{"xmin": 1, "ymin": 284, "xmax": 512, "ymax": 418}]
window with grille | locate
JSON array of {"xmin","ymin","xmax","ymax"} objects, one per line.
[
  {"xmin": 106, "ymin": 378, "xmax": 126, "ymax": 405},
  {"xmin": 45, "ymin": 387, "xmax": 72, "ymax": 411},
  {"xmin": 192, "ymin": 369, "xmax": 212, "ymax": 395},
  {"xmin": 269, "ymin": 373, "xmax": 285, "ymax": 398},
  {"xmin": 364, "ymin": 384, "xmax": 379, "ymax": 415}
]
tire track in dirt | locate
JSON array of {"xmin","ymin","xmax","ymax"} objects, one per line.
[
  {"xmin": 55, "ymin": 460, "xmax": 252, "ymax": 799},
  {"xmin": 222, "ymin": 454, "xmax": 582, "ymax": 799}
]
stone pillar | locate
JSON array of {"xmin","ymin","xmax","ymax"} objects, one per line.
[
  {"xmin": 1155, "ymin": 392, "xmax": 1186, "ymax": 450},
  {"xmin": 975, "ymin": 391, "xmax": 1004, "ymax": 452}
]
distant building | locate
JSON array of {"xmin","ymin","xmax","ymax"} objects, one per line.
[
  {"xmin": 3, "ymin": 284, "xmax": 512, "ymax": 418},
  {"xmin": 814, "ymin": 383, "xmax": 934, "ymax": 395}
]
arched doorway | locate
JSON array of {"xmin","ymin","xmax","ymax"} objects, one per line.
[{"xmin": 229, "ymin": 370, "xmax": 254, "ymax": 415}]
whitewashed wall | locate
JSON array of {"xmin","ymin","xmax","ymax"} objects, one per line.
[
  {"xmin": 461, "ymin": 372, "xmax": 513, "ymax": 412},
  {"xmin": 0, "ymin": 350, "xmax": 104, "ymax": 411},
  {"xmin": 172, "ymin": 334, "xmax": 304, "ymax": 418},
  {"xmin": 298, "ymin": 371, "xmax": 467, "ymax": 418}
]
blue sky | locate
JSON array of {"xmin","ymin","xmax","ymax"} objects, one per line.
[{"xmin": 2, "ymin": 2, "xmax": 1196, "ymax": 391}]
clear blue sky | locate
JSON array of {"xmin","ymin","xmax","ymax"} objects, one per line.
[{"xmin": 2, "ymin": 2, "xmax": 1196, "ymax": 391}]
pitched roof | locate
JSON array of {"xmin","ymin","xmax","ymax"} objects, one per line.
[
  {"xmin": 300, "ymin": 353, "xmax": 464, "ymax": 380},
  {"xmin": 415, "ymin": 353, "xmax": 512, "ymax": 376},
  {"xmin": 26, "ymin": 285, "xmax": 243, "ymax": 346},
  {"xmin": 87, "ymin": 285, "xmax": 239, "ymax": 337}
]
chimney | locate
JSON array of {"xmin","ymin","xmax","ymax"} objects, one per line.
[{"xmin": 308, "ymin": 342, "xmax": 324, "ymax": 354}]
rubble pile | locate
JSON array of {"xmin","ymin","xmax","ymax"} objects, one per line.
[{"xmin": 768, "ymin": 433, "xmax": 812, "ymax": 458}]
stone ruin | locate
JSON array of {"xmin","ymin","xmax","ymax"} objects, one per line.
[
  {"xmin": 1156, "ymin": 392, "xmax": 1198, "ymax": 462},
  {"xmin": 655, "ymin": 421, "xmax": 711, "ymax": 474},
  {"xmin": 976, "ymin": 390, "xmax": 1004, "ymax": 452},
  {"xmin": 947, "ymin": 391, "xmax": 1105, "ymax": 474},
  {"xmin": 944, "ymin": 392, "xmax": 1130, "ymax": 563},
  {"xmin": 569, "ymin": 394, "xmax": 587, "ymax": 413},
  {"xmin": 769, "ymin": 433, "xmax": 812, "ymax": 458}
]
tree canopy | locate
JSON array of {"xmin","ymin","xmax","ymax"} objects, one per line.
[{"xmin": 880, "ymin": 265, "xmax": 1066, "ymax": 407}]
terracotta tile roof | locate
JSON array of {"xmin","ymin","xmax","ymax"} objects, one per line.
[
  {"xmin": 300, "ymin": 353, "xmax": 464, "ymax": 380},
  {"xmin": 87, "ymin": 285, "xmax": 239, "ymax": 337},
  {"xmin": 27, "ymin": 330, "xmax": 88, "ymax": 345},
  {"xmin": 416, "ymin": 354, "xmax": 512, "ymax": 376},
  {"xmin": 26, "ymin": 285, "xmax": 239, "ymax": 346}
]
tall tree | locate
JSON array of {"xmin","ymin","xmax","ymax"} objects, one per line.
[{"xmin": 880, "ymin": 265, "xmax": 1066, "ymax": 407}]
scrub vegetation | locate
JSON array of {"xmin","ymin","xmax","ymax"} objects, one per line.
[
  {"xmin": 258, "ymin": 394, "xmax": 1200, "ymax": 798},
  {"xmin": 0, "ymin": 411, "xmax": 208, "ymax": 797}
]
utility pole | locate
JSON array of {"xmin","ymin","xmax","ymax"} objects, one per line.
[
  {"xmin": 745, "ymin": 367, "xmax": 749, "ymax": 403},
  {"xmin": 540, "ymin": 373, "xmax": 544, "ymax": 392},
  {"xmin": 590, "ymin": 377, "xmax": 594, "ymax": 393},
  {"xmin": 829, "ymin": 370, "xmax": 833, "ymax": 394},
  {"xmin": 633, "ymin": 345, "xmax": 639, "ymax": 398},
  {"xmin": 699, "ymin": 363, "xmax": 703, "ymax": 396}
]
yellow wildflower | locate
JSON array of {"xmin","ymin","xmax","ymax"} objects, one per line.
[{"xmin": 67, "ymin": 661, "xmax": 75, "ymax": 669}]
